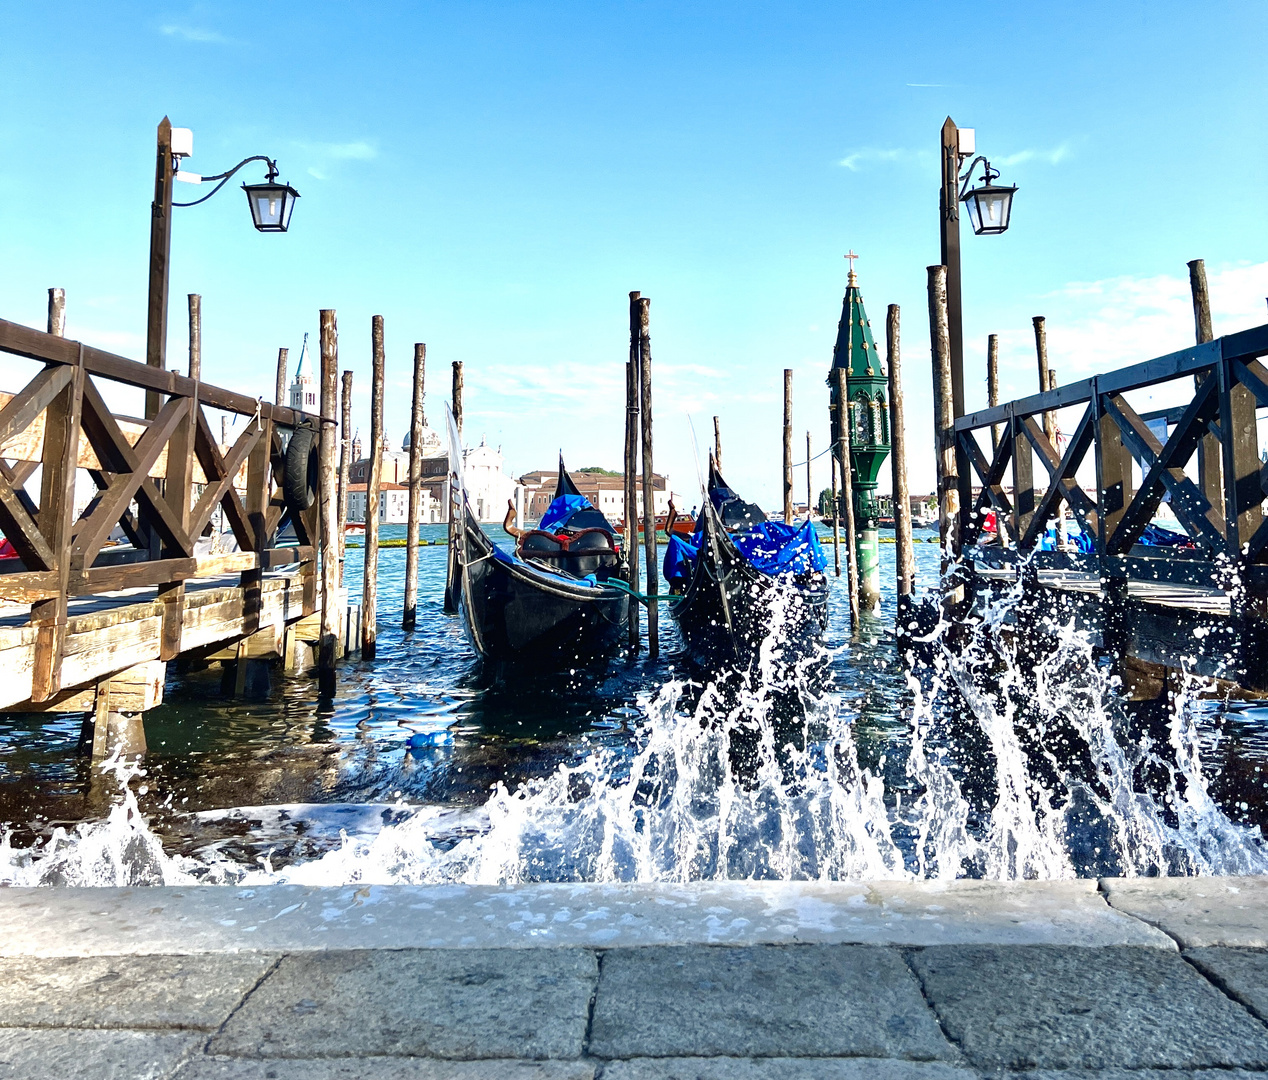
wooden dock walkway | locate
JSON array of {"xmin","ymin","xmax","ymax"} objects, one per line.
[
  {"xmin": 0, "ymin": 303, "xmax": 347, "ymax": 753},
  {"xmin": 949, "ymin": 319, "xmax": 1268, "ymax": 692}
]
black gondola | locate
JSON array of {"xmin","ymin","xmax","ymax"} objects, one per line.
[
  {"xmin": 664, "ymin": 461, "xmax": 828, "ymax": 672},
  {"xmin": 454, "ymin": 456, "xmax": 630, "ymax": 670}
]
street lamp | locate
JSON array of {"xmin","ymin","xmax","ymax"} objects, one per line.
[
  {"xmin": 959, "ymin": 157, "xmax": 1017, "ymax": 236},
  {"xmin": 938, "ymin": 117, "xmax": 1017, "ymax": 547},
  {"xmin": 144, "ymin": 117, "xmax": 299, "ymax": 416}
]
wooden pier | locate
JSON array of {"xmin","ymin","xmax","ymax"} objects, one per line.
[
  {"xmin": 950, "ymin": 316, "xmax": 1268, "ymax": 692},
  {"xmin": 0, "ymin": 311, "xmax": 347, "ymax": 752}
]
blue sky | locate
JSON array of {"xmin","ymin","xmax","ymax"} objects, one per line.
[{"xmin": 2, "ymin": 1, "xmax": 1266, "ymax": 507}]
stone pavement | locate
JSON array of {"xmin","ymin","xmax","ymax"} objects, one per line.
[{"xmin": 2, "ymin": 878, "xmax": 1268, "ymax": 1078}]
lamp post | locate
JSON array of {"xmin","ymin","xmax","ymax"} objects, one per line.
[
  {"xmin": 144, "ymin": 116, "xmax": 300, "ymax": 418},
  {"xmin": 938, "ymin": 117, "xmax": 1017, "ymax": 544}
]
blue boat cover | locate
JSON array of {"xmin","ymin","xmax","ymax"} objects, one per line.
[
  {"xmin": 490, "ymin": 540, "xmax": 595, "ymax": 586},
  {"xmin": 663, "ymin": 520, "xmax": 826, "ymax": 581},
  {"xmin": 663, "ymin": 534, "xmax": 700, "ymax": 583},
  {"xmin": 538, "ymin": 493, "xmax": 592, "ymax": 533},
  {"xmin": 733, "ymin": 520, "xmax": 828, "ymax": 576}
]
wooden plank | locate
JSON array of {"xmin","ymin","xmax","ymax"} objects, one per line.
[
  {"xmin": 72, "ymin": 389, "xmax": 191, "ymax": 566},
  {"xmin": 0, "ymin": 364, "xmax": 72, "ymax": 450},
  {"xmin": 30, "ymin": 347, "xmax": 84, "ymax": 701},
  {"xmin": 1010, "ymin": 411, "xmax": 1035, "ymax": 543},
  {"xmin": 1018, "ymin": 408, "xmax": 1100, "ymax": 549},
  {"xmin": 0, "ymin": 317, "xmax": 309, "ymax": 428},
  {"xmin": 1103, "ymin": 387, "xmax": 1226, "ymax": 555}
]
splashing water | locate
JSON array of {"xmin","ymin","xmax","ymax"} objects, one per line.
[{"xmin": 3, "ymin": 563, "xmax": 1266, "ymax": 887}]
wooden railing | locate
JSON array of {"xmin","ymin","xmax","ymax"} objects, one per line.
[
  {"xmin": 0, "ymin": 316, "xmax": 319, "ymax": 700},
  {"xmin": 953, "ymin": 322, "xmax": 1268, "ymax": 599}
]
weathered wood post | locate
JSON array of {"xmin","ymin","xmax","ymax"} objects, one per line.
[
  {"xmin": 783, "ymin": 369, "xmax": 793, "ymax": 522},
  {"xmin": 713, "ymin": 415, "xmax": 722, "ymax": 472},
  {"xmin": 362, "ymin": 316, "xmax": 385, "ymax": 659},
  {"xmin": 888, "ymin": 304, "xmax": 915, "ymax": 607},
  {"xmin": 987, "ymin": 333, "xmax": 1000, "ymax": 452},
  {"xmin": 318, "ymin": 310, "xmax": 340, "ymax": 699},
  {"xmin": 47, "ymin": 288, "xmax": 65, "ymax": 336},
  {"xmin": 835, "ymin": 367, "xmax": 860, "ymax": 627},
  {"xmin": 144, "ymin": 117, "xmax": 174, "ymax": 422},
  {"xmin": 1189, "ymin": 258, "xmax": 1223, "ymax": 514},
  {"xmin": 624, "ymin": 293, "xmax": 641, "ymax": 653},
  {"xmin": 275, "ymin": 347, "xmax": 289, "ymax": 406},
  {"xmin": 1048, "ymin": 367, "xmax": 1069, "ymax": 550},
  {"xmin": 638, "ymin": 296, "xmax": 658, "ymax": 657},
  {"xmin": 830, "ymin": 456, "xmax": 841, "ymax": 575},
  {"xmin": 404, "ymin": 342, "xmax": 426, "ymax": 631},
  {"xmin": 928, "ymin": 267, "xmax": 959, "ymax": 568},
  {"xmin": 337, "ymin": 370, "xmax": 353, "ymax": 572},
  {"xmin": 443, "ymin": 360, "xmax": 464, "ymax": 616},
  {"xmin": 805, "ymin": 432, "xmax": 813, "ymax": 519},
  {"xmin": 1033, "ymin": 316, "xmax": 1055, "ymax": 447}
]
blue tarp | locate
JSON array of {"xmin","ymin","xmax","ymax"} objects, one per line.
[
  {"xmin": 665, "ymin": 520, "xmax": 826, "ymax": 581},
  {"xmin": 663, "ymin": 534, "xmax": 700, "ymax": 583},
  {"xmin": 1140, "ymin": 522, "xmax": 1194, "ymax": 548},
  {"xmin": 733, "ymin": 520, "xmax": 828, "ymax": 576},
  {"xmin": 538, "ymin": 493, "xmax": 591, "ymax": 533}
]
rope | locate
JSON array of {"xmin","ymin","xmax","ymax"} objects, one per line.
[
  {"xmin": 789, "ymin": 445, "xmax": 836, "ymax": 468},
  {"xmin": 605, "ymin": 577, "xmax": 683, "ymax": 606}
]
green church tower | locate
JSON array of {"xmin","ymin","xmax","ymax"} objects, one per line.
[{"xmin": 827, "ymin": 254, "xmax": 890, "ymax": 608}]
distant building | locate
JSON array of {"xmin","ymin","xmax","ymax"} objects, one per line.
[
  {"xmin": 289, "ymin": 335, "xmax": 319, "ymax": 413},
  {"xmin": 348, "ymin": 481, "xmax": 420, "ymax": 525},
  {"xmin": 517, "ymin": 470, "xmax": 677, "ymax": 525},
  {"xmin": 346, "ymin": 419, "xmax": 519, "ymax": 524}
]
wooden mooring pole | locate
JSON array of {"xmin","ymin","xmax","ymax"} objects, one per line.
[
  {"xmin": 1189, "ymin": 258, "xmax": 1223, "ymax": 513},
  {"xmin": 318, "ymin": 309, "xmax": 339, "ymax": 699},
  {"xmin": 805, "ymin": 432, "xmax": 812, "ymax": 520},
  {"xmin": 835, "ymin": 367, "xmax": 860, "ymax": 627},
  {"xmin": 404, "ymin": 343, "xmax": 426, "ymax": 631},
  {"xmin": 928, "ymin": 266, "xmax": 959, "ymax": 567},
  {"xmin": 987, "ymin": 333, "xmax": 1000, "ymax": 453},
  {"xmin": 338, "ymin": 369, "xmax": 353, "ymax": 573},
  {"xmin": 625, "ymin": 293, "xmax": 641, "ymax": 654},
  {"xmin": 830, "ymin": 455, "xmax": 841, "ymax": 576},
  {"xmin": 362, "ymin": 316, "xmax": 386, "ymax": 659},
  {"xmin": 888, "ymin": 304, "xmax": 915, "ymax": 606},
  {"xmin": 638, "ymin": 296, "xmax": 658, "ymax": 658},
  {"xmin": 47, "ymin": 288, "xmax": 65, "ymax": 337},
  {"xmin": 275, "ymin": 347, "xmax": 288, "ymax": 407},
  {"xmin": 713, "ymin": 415, "xmax": 722, "ymax": 472},
  {"xmin": 443, "ymin": 360, "xmax": 464, "ymax": 616},
  {"xmin": 1033, "ymin": 316, "xmax": 1055, "ymax": 447},
  {"xmin": 782, "ymin": 369, "xmax": 793, "ymax": 523}
]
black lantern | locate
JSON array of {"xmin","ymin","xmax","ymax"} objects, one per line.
[
  {"xmin": 959, "ymin": 159, "xmax": 1016, "ymax": 236},
  {"xmin": 243, "ymin": 162, "xmax": 300, "ymax": 232}
]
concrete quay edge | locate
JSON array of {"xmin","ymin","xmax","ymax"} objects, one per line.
[{"xmin": 1, "ymin": 876, "xmax": 1251, "ymax": 955}]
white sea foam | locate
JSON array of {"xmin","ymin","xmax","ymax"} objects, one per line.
[{"xmin": 4, "ymin": 564, "xmax": 1266, "ymax": 886}]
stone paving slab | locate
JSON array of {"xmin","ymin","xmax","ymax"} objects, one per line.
[
  {"xmin": 998, "ymin": 1073, "xmax": 1268, "ymax": 1079},
  {"xmin": 1187, "ymin": 948, "xmax": 1268, "ymax": 1022},
  {"xmin": 909, "ymin": 944, "xmax": 1268, "ymax": 1071},
  {"xmin": 588, "ymin": 945, "xmax": 954, "ymax": 1061},
  {"xmin": 210, "ymin": 948, "xmax": 597, "ymax": 1060},
  {"xmin": 0, "ymin": 880, "xmax": 1174, "ymax": 955},
  {"xmin": 0, "ymin": 954, "xmax": 277, "ymax": 1030},
  {"xmin": 1102, "ymin": 877, "xmax": 1268, "ymax": 947},
  {"xmin": 598, "ymin": 1059, "xmax": 977, "ymax": 1079},
  {"xmin": 0, "ymin": 1027, "xmax": 201, "ymax": 1080},
  {"xmin": 175, "ymin": 1058, "xmax": 596, "ymax": 1079}
]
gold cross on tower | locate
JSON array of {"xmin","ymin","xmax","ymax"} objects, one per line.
[{"xmin": 844, "ymin": 249, "xmax": 859, "ymax": 286}]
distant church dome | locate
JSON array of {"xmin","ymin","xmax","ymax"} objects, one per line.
[{"xmin": 403, "ymin": 424, "xmax": 445, "ymax": 456}]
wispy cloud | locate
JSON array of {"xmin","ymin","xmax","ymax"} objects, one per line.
[
  {"xmin": 906, "ymin": 82, "xmax": 951, "ymax": 88},
  {"xmin": 993, "ymin": 143, "xmax": 1072, "ymax": 168},
  {"xmin": 160, "ymin": 24, "xmax": 232, "ymax": 44},
  {"xmin": 837, "ymin": 147, "xmax": 910, "ymax": 172}
]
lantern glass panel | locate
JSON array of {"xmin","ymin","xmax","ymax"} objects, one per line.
[
  {"xmin": 963, "ymin": 184, "xmax": 1015, "ymax": 236},
  {"xmin": 243, "ymin": 182, "xmax": 300, "ymax": 232}
]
